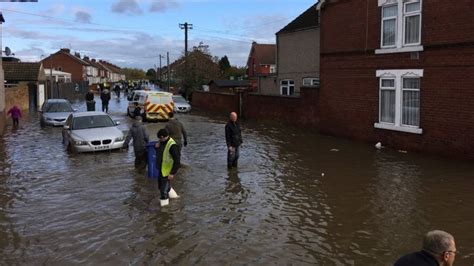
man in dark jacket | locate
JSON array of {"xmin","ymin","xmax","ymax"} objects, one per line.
[
  {"xmin": 123, "ymin": 116, "xmax": 149, "ymax": 171},
  {"xmin": 85, "ymin": 89, "xmax": 95, "ymax": 111},
  {"xmin": 165, "ymin": 112, "xmax": 188, "ymax": 153},
  {"xmin": 155, "ymin": 128, "xmax": 181, "ymax": 207},
  {"xmin": 394, "ymin": 230, "xmax": 456, "ymax": 266},
  {"xmin": 225, "ymin": 111, "xmax": 243, "ymax": 169},
  {"xmin": 100, "ymin": 89, "xmax": 111, "ymax": 113}
]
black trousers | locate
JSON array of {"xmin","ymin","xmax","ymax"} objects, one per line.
[
  {"xmin": 158, "ymin": 176, "xmax": 171, "ymax": 200},
  {"xmin": 86, "ymin": 101, "xmax": 95, "ymax": 111},
  {"xmin": 227, "ymin": 146, "xmax": 240, "ymax": 169},
  {"xmin": 134, "ymin": 150, "xmax": 147, "ymax": 171},
  {"xmin": 102, "ymin": 101, "xmax": 109, "ymax": 113}
]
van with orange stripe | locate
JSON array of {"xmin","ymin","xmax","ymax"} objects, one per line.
[{"xmin": 127, "ymin": 90, "xmax": 174, "ymax": 121}]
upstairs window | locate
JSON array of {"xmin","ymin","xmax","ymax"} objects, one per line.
[
  {"xmin": 376, "ymin": 0, "xmax": 423, "ymax": 54},
  {"xmin": 302, "ymin": 77, "xmax": 320, "ymax": 87}
]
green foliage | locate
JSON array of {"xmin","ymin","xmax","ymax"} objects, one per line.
[
  {"xmin": 218, "ymin": 56, "xmax": 231, "ymax": 72},
  {"xmin": 121, "ymin": 68, "xmax": 146, "ymax": 80},
  {"xmin": 146, "ymin": 68, "xmax": 157, "ymax": 82}
]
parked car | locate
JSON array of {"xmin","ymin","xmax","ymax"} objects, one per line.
[
  {"xmin": 62, "ymin": 111, "xmax": 125, "ymax": 153},
  {"xmin": 172, "ymin": 95, "xmax": 191, "ymax": 113},
  {"xmin": 39, "ymin": 99, "xmax": 76, "ymax": 127}
]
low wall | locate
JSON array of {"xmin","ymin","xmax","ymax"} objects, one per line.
[
  {"xmin": 5, "ymin": 84, "xmax": 30, "ymax": 111},
  {"xmin": 192, "ymin": 86, "xmax": 320, "ymax": 128}
]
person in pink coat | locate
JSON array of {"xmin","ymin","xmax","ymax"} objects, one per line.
[{"xmin": 7, "ymin": 105, "xmax": 22, "ymax": 127}]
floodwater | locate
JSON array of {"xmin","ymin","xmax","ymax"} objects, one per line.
[{"xmin": 1, "ymin": 96, "xmax": 473, "ymax": 265}]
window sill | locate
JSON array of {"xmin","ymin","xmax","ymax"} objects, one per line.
[
  {"xmin": 374, "ymin": 123, "xmax": 423, "ymax": 134},
  {"xmin": 375, "ymin": 45, "xmax": 423, "ymax": 55}
]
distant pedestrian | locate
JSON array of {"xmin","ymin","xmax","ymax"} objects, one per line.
[
  {"xmin": 7, "ymin": 105, "xmax": 22, "ymax": 127},
  {"xmin": 123, "ymin": 116, "xmax": 149, "ymax": 172},
  {"xmin": 133, "ymin": 102, "xmax": 142, "ymax": 118},
  {"xmin": 154, "ymin": 128, "xmax": 181, "ymax": 207},
  {"xmin": 165, "ymin": 111, "xmax": 188, "ymax": 153},
  {"xmin": 225, "ymin": 111, "xmax": 243, "ymax": 169},
  {"xmin": 100, "ymin": 89, "xmax": 111, "ymax": 113},
  {"xmin": 394, "ymin": 230, "xmax": 457, "ymax": 266},
  {"xmin": 85, "ymin": 89, "xmax": 95, "ymax": 111}
]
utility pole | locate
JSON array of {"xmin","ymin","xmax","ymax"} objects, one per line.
[
  {"xmin": 179, "ymin": 22, "xmax": 192, "ymax": 98},
  {"xmin": 167, "ymin": 51, "xmax": 170, "ymax": 92},
  {"xmin": 159, "ymin": 54, "xmax": 165, "ymax": 88}
]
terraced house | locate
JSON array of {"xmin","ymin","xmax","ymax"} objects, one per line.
[{"xmin": 318, "ymin": 0, "xmax": 474, "ymax": 159}]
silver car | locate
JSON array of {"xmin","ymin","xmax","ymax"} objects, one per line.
[
  {"xmin": 62, "ymin": 112, "xmax": 125, "ymax": 153},
  {"xmin": 172, "ymin": 95, "xmax": 191, "ymax": 113},
  {"xmin": 40, "ymin": 99, "xmax": 76, "ymax": 127}
]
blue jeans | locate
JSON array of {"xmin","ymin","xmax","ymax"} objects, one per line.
[{"xmin": 158, "ymin": 176, "xmax": 171, "ymax": 199}]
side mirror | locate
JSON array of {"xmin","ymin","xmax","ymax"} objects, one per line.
[
  {"xmin": 73, "ymin": 108, "xmax": 78, "ymax": 112},
  {"xmin": 63, "ymin": 125, "xmax": 70, "ymax": 130},
  {"xmin": 115, "ymin": 121, "xmax": 121, "ymax": 125}
]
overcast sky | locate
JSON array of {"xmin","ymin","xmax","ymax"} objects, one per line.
[{"xmin": 1, "ymin": 0, "xmax": 316, "ymax": 70}]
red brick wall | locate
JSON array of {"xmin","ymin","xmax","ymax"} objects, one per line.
[
  {"xmin": 192, "ymin": 91, "xmax": 239, "ymax": 115},
  {"xmin": 192, "ymin": 87, "xmax": 320, "ymax": 128},
  {"xmin": 320, "ymin": 0, "xmax": 474, "ymax": 159},
  {"xmin": 44, "ymin": 53, "xmax": 85, "ymax": 83}
]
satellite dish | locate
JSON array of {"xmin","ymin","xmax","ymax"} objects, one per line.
[{"xmin": 5, "ymin": 46, "xmax": 11, "ymax": 56}]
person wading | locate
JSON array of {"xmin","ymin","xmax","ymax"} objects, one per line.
[
  {"xmin": 100, "ymin": 88, "xmax": 111, "ymax": 113},
  {"xmin": 85, "ymin": 89, "xmax": 95, "ymax": 111},
  {"xmin": 165, "ymin": 111, "xmax": 188, "ymax": 153},
  {"xmin": 154, "ymin": 128, "xmax": 181, "ymax": 207},
  {"xmin": 123, "ymin": 116, "xmax": 149, "ymax": 172},
  {"xmin": 225, "ymin": 111, "xmax": 243, "ymax": 169},
  {"xmin": 394, "ymin": 230, "xmax": 457, "ymax": 266}
]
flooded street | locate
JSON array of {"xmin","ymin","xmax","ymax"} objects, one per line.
[{"xmin": 1, "ymin": 96, "xmax": 474, "ymax": 265}]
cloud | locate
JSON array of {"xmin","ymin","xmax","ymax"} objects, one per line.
[
  {"xmin": 75, "ymin": 11, "xmax": 92, "ymax": 23},
  {"xmin": 149, "ymin": 0, "xmax": 179, "ymax": 13},
  {"xmin": 111, "ymin": 0, "xmax": 143, "ymax": 15},
  {"xmin": 6, "ymin": 27, "xmax": 56, "ymax": 40}
]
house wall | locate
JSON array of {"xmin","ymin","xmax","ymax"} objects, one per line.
[
  {"xmin": 277, "ymin": 27, "xmax": 320, "ymax": 94},
  {"xmin": 192, "ymin": 91, "xmax": 239, "ymax": 115},
  {"xmin": 46, "ymin": 53, "xmax": 85, "ymax": 83},
  {"xmin": 320, "ymin": 0, "xmax": 474, "ymax": 159},
  {"xmin": 258, "ymin": 75, "xmax": 278, "ymax": 95}
]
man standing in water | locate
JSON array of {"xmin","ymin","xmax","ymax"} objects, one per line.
[
  {"xmin": 394, "ymin": 230, "xmax": 457, "ymax": 266},
  {"xmin": 155, "ymin": 128, "xmax": 181, "ymax": 207},
  {"xmin": 123, "ymin": 116, "xmax": 149, "ymax": 172},
  {"xmin": 165, "ymin": 111, "xmax": 188, "ymax": 153},
  {"xmin": 225, "ymin": 111, "xmax": 243, "ymax": 169}
]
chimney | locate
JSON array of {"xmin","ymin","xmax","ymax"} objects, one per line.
[
  {"xmin": 83, "ymin": 56, "xmax": 89, "ymax": 61},
  {"xmin": 74, "ymin": 52, "xmax": 80, "ymax": 58},
  {"xmin": 60, "ymin": 48, "xmax": 70, "ymax": 53},
  {"xmin": 91, "ymin": 59, "xmax": 96, "ymax": 62}
]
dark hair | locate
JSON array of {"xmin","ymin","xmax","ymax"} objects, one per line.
[{"xmin": 157, "ymin": 128, "xmax": 169, "ymax": 138}]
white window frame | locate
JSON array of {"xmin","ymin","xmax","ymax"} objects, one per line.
[
  {"xmin": 302, "ymin": 77, "xmax": 320, "ymax": 87},
  {"xmin": 280, "ymin": 79, "xmax": 294, "ymax": 96},
  {"xmin": 374, "ymin": 69, "xmax": 423, "ymax": 134},
  {"xmin": 381, "ymin": 4, "xmax": 398, "ymax": 48},
  {"xmin": 376, "ymin": 0, "xmax": 423, "ymax": 54}
]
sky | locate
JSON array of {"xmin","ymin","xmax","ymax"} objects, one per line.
[{"xmin": 0, "ymin": 0, "xmax": 316, "ymax": 70}]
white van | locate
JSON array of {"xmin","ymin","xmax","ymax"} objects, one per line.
[{"xmin": 127, "ymin": 90, "xmax": 174, "ymax": 121}]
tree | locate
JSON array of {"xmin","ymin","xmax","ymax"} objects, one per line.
[
  {"xmin": 218, "ymin": 56, "xmax": 231, "ymax": 73},
  {"xmin": 121, "ymin": 68, "xmax": 146, "ymax": 80},
  {"xmin": 146, "ymin": 68, "xmax": 157, "ymax": 82}
]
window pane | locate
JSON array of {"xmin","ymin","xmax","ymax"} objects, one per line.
[
  {"xmin": 303, "ymin": 79, "xmax": 310, "ymax": 85},
  {"xmin": 383, "ymin": 19, "xmax": 396, "ymax": 46},
  {"xmin": 289, "ymin": 86, "xmax": 294, "ymax": 95},
  {"xmin": 405, "ymin": 2, "xmax": 420, "ymax": 12},
  {"xmin": 282, "ymin": 86, "xmax": 288, "ymax": 95},
  {"xmin": 281, "ymin": 80, "xmax": 288, "ymax": 85},
  {"xmin": 383, "ymin": 5, "xmax": 397, "ymax": 17},
  {"xmin": 289, "ymin": 80, "xmax": 294, "ymax": 85},
  {"xmin": 403, "ymin": 78, "xmax": 420, "ymax": 89},
  {"xmin": 405, "ymin": 15, "xmax": 420, "ymax": 44},
  {"xmin": 381, "ymin": 90, "xmax": 395, "ymax": 123},
  {"xmin": 402, "ymin": 90, "xmax": 420, "ymax": 126},
  {"xmin": 381, "ymin": 79, "xmax": 395, "ymax": 87}
]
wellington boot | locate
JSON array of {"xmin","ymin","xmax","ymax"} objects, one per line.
[
  {"xmin": 169, "ymin": 187, "xmax": 180, "ymax": 199},
  {"xmin": 160, "ymin": 199, "xmax": 169, "ymax": 207}
]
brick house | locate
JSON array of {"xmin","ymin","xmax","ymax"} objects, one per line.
[
  {"xmin": 208, "ymin": 80, "xmax": 250, "ymax": 94},
  {"xmin": 275, "ymin": 3, "xmax": 320, "ymax": 96},
  {"xmin": 41, "ymin": 48, "xmax": 90, "ymax": 84},
  {"xmin": 318, "ymin": 0, "xmax": 474, "ymax": 159},
  {"xmin": 246, "ymin": 42, "xmax": 276, "ymax": 91}
]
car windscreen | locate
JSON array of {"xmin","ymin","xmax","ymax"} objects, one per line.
[
  {"xmin": 172, "ymin": 96, "xmax": 187, "ymax": 104},
  {"xmin": 43, "ymin": 102, "xmax": 73, "ymax": 113},
  {"xmin": 72, "ymin": 115, "xmax": 115, "ymax": 130},
  {"xmin": 149, "ymin": 94, "xmax": 172, "ymax": 104}
]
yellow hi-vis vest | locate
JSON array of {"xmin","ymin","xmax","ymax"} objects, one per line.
[{"xmin": 161, "ymin": 138, "xmax": 176, "ymax": 177}]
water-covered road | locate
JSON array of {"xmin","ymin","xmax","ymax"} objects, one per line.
[{"xmin": 1, "ymin": 96, "xmax": 473, "ymax": 265}]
